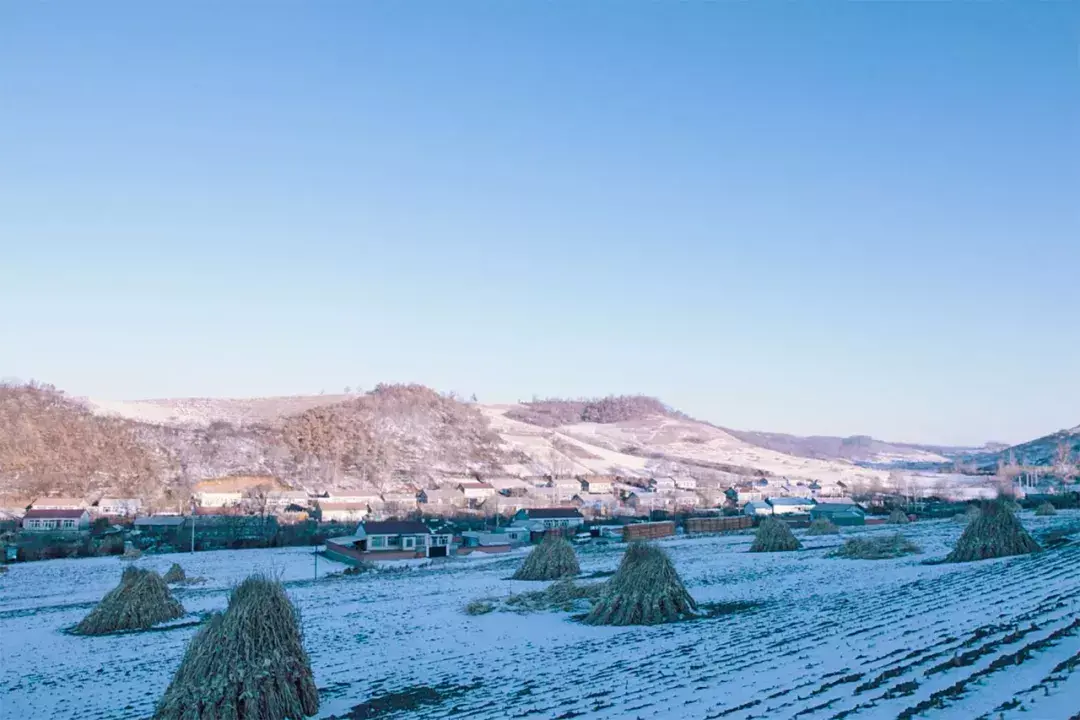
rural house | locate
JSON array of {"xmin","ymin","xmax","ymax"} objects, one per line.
[
  {"xmin": 30, "ymin": 497, "xmax": 86, "ymax": 511},
  {"xmin": 318, "ymin": 503, "xmax": 370, "ymax": 523},
  {"xmin": 324, "ymin": 491, "xmax": 384, "ymax": 507},
  {"xmin": 193, "ymin": 476, "xmax": 285, "ymax": 508},
  {"xmin": 809, "ymin": 502, "xmax": 866, "ymax": 526},
  {"xmin": 626, "ymin": 491, "xmax": 669, "ymax": 514},
  {"xmin": 325, "ymin": 520, "xmax": 453, "ymax": 562},
  {"xmin": 21, "ymin": 508, "xmax": 90, "ymax": 533},
  {"xmin": 673, "ymin": 491, "xmax": 702, "ymax": 509},
  {"xmin": 93, "ymin": 498, "xmax": 142, "ymax": 517},
  {"xmin": 511, "ymin": 507, "xmax": 585, "ymax": 533},
  {"xmin": 583, "ymin": 476, "xmax": 615, "ymax": 495},
  {"xmin": 418, "ymin": 487, "xmax": 467, "ymax": 512},
  {"xmin": 456, "ymin": 482, "xmax": 496, "ymax": 500},
  {"xmin": 267, "ymin": 490, "xmax": 310, "ymax": 510},
  {"xmin": 674, "ymin": 476, "xmax": 698, "ymax": 490},
  {"xmin": 484, "ymin": 476, "xmax": 529, "ymax": 494},
  {"xmin": 650, "ymin": 477, "xmax": 677, "ymax": 493},
  {"xmin": 767, "ymin": 497, "xmax": 816, "ymax": 515},
  {"xmin": 743, "ymin": 500, "xmax": 774, "ymax": 516},
  {"xmin": 381, "ymin": 492, "xmax": 418, "ymax": 510},
  {"xmin": 133, "ymin": 515, "xmax": 187, "ymax": 545},
  {"xmin": 551, "ymin": 477, "xmax": 583, "ymax": 500},
  {"xmin": 458, "ymin": 531, "xmax": 511, "ymax": 554}
]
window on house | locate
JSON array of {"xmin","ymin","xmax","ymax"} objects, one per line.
[
  {"xmin": 370, "ymin": 536, "xmax": 385, "ymax": 548},
  {"xmin": 62, "ymin": 519, "xmax": 76, "ymax": 529}
]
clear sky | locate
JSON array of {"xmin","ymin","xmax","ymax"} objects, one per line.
[{"xmin": 2, "ymin": 2, "xmax": 1077, "ymax": 446}]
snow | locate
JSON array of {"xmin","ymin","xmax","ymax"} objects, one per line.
[{"xmin": 2, "ymin": 513, "xmax": 1079, "ymax": 720}]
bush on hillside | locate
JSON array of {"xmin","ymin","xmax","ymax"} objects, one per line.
[
  {"xmin": 945, "ymin": 498, "xmax": 1041, "ymax": 563},
  {"xmin": 154, "ymin": 575, "xmax": 318, "ymax": 720},
  {"xmin": 73, "ymin": 567, "xmax": 184, "ymax": 635},
  {"xmin": 512, "ymin": 534, "xmax": 580, "ymax": 581},
  {"xmin": 750, "ymin": 516, "xmax": 802, "ymax": 552},
  {"xmin": 584, "ymin": 542, "xmax": 697, "ymax": 626}
]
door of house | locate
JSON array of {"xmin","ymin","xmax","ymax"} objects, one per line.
[{"xmin": 402, "ymin": 536, "xmax": 416, "ymax": 551}]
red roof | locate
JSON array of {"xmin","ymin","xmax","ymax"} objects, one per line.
[{"xmin": 24, "ymin": 509, "xmax": 85, "ymax": 519}]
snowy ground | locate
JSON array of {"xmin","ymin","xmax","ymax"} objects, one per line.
[{"xmin": 2, "ymin": 513, "xmax": 1079, "ymax": 720}]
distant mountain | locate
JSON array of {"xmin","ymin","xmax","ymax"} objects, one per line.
[
  {"xmin": 721, "ymin": 429, "xmax": 990, "ymax": 465},
  {"xmin": 962, "ymin": 425, "xmax": 1080, "ymax": 471}
]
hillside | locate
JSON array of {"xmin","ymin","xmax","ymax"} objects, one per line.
[
  {"xmin": 964, "ymin": 424, "xmax": 1080, "ymax": 472},
  {"xmin": 720, "ymin": 429, "xmax": 989, "ymax": 465}
]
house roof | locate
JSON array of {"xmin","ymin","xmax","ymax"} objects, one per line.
[
  {"xmin": 767, "ymin": 497, "xmax": 815, "ymax": 506},
  {"xmin": 319, "ymin": 503, "xmax": 369, "ymax": 511},
  {"xmin": 521, "ymin": 508, "xmax": 584, "ymax": 519},
  {"xmin": 31, "ymin": 497, "xmax": 86, "ymax": 508},
  {"xmin": 134, "ymin": 515, "xmax": 187, "ymax": 526},
  {"xmin": 812, "ymin": 503, "xmax": 863, "ymax": 513},
  {"xmin": 193, "ymin": 475, "xmax": 285, "ymax": 493},
  {"xmin": 457, "ymin": 482, "xmax": 494, "ymax": 490},
  {"xmin": 461, "ymin": 531, "xmax": 511, "ymax": 546},
  {"xmin": 24, "ymin": 509, "xmax": 86, "ymax": 519},
  {"xmin": 362, "ymin": 520, "xmax": 431, "ymax": 535}
]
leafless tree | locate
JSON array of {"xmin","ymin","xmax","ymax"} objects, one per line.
[
  {"xmin": 1054, "ymin": 439, "xmax": 1077, "ymax": 488},
  {"xmin": 242, "ymin": 483, "xmax": 272, "ymax": 519}
]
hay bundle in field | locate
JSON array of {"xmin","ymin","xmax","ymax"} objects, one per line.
[
  {"xmin": 829, "ymin": 534, "xmax": 921, "ymax": 560},
  {"xmin": 1035, "ymin": 502, "xmax": 1057, "ymax": 517},
  {"xmin": 807, "ymin": 518, "xmax": 840, "ymax": 536},
  {"xmin": 0, "ymin": 565, "xmax": 8, "ymax": 575},
  {"xmin": 119, "ymin": 546, "xmax": 143, "ymax": 561},
  {"xmin": 945, "ymin": 498, "xmax": 1041, "ymax": 563},
  {"xmin": 584, "ymin": 542, "xmax": 696, "ymax": 626},
  {"xmin": 750, "ymin": 516, "xmax": 802, "ymax": 552},
  {"xmin": 887, "ymin": 509, "xmax": 910, "ymax": 524},
  {"xmin": 73, "ymin": 567, "xmax": 184, "ymax": 635},
  {"xmin": 154, "ymin": 574, "xmax": 318, "ymax": 720},
  {"xmin": 162, "ymin": 563, "xmax": 186, "ymax": 584},
  {"xmin": 512, "ymin": 534, "xmax": 580, "ymax": 581}
]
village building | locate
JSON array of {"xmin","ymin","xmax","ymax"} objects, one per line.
[
  {"xmin": 743, "ymin": 500, "xmax": 774, "ymax": 516},
  {"xmin": 193, "ymin": 476, "xmax": 285, "ymax": 508},
  {"xmin": 510, "ymin": 507, "xmax": 585, "ymax": 533},
  {"xmin": 266, "ymin": 490, "xmax": 310, "ymax": 510},
  {"xmin": 325, "ymin": 520, "xmax": 453, "ymax": 562},
  {"xmin": 650, "ymin": 477, "xmax": 677, "ymax": 493},
  {"xmin": 809, "ymin": 502, "xmax": 866, "ymax": 526},
  {"xmin": 318, "ymin": 502, "xmax": 370, "ymax": 523},
  {"xmin": 30, "ymin": 497, "xmax": 86, "ymax": 511},
  {"xmin": 457, "ymin": 482, "xmax": 496, "ymax": 500},
  {"xmin": 483, "ymin": 476, "xmax": 530, "ymax": 494},
  {"xmin": 767, "ymin": 497, "xmax": 816, "ymax": 515},
  {"xmin": 550, "ymin": 477, "xmax": 583, "ymax": 501},
  {"xmin": 21, "ymin": 508, "xmax": 90, "ymax": 533},
  {"xmin": 672, "ymin": 491, "xmax": 702, "ymax": 509},
  {"xmin": 626, "ymin": 491, "xmax": 669, "ymax": 514},
  {"xmin": 418, "ymin": 487, "xmax": 467, "ymax": 512},
  {"xmin": 582, "ymin": 476, "xmax": 615, "ymax": 495},
  {"xmin": 380, "ymin": 492, "xmax": 419, "ymax": 511},
  {"xmin": 93, "ymin": 498, "xmax": 142, "ymax": 517},
  {"xmin": 132, "ymin": 515, "xmax": 187, "ymax": 545},
  {"xmin": 674, "ymin": 476, "xmax": 698, "ymax": 490},
  {"xmin": 458, "ymin": 531, "xmax": 511, "ymax": 554}
]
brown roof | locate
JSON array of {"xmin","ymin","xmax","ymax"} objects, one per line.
[
  {"xmin": 24, "ymin": 509, "xmax": 85, "ymax": 519},
  {"xmin": 319, "ymin": 503, "xmax": 369, "ymax": 511},
  {"xmin": 457, "ymin": 482, "xmax": 494, "ymax": 489},
  {"xmin": 193, "ymin": 475, "xmax": 285, "ymax": 493}
]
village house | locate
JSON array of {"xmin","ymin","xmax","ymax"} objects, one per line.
[
  {"xmin": 93, "ymin": 498, "xmax": 142, "ymax": 517},
  {"xmin": 767, "ymin": 497, "xmax": 816, "ymax": 515},
  {"xmin": 650, "ymin": 477, "xmax": 677, "ymax": 493},
  {"xmin": 626, "ymin": 491, "xmax": 669, "ymax": 514},
  {"xmin": 674, "ymin": 476, "xmax": 698, "ymax": 491},
  {"xmin": 266, "ymin": 490, "xmax": 310, "ymax": 510},
  {"xmin": 21, "ymin": 508, "xmax": 90, "ymax": 533},
  {"xmin": 483, "ymin": 476, "xmax": 530, "ymax": 495},
  {"xmin": 743, "ymin": 500, "xmax": 774, "ymax": 516},
  {"xmin": 380, "ymin": 492, "xmax": 419, "ymax": 510},
  {"xmin": 457, "ymin": 481, "xmax": 496, "ymax": 500},
  {"xmin": 582, "ymin": 476, "xmax": 615, "ymax": 495},
  {"xmin": 193, "ymin": 476, "xmax": 285, "ymax": 508},
  {"xmin": 318, "ymin": 502, "xmax": 370, "ymax": 523},
  {"xmin": 326, "ymin": 520, "xmax": 454, "ymax": 561},
  {"xmin": 132, "ymin": 515, "xmax": 187, "ymax": 546},
  {"xmin": 810, "ymin": 502, "xmax": 866, "ymax": 526},
  {"xmin": 573, "ymin": 494, "xmax": 620, "ymax": 518},
  {"xmin": 511, "ymin": 507, "xmax": 585, "ymax": 533},
  {"xmin": 672, "ymin": 491, "xmax": 702, "ymax": 509},
  {"xmin": 550, "ymin": 477, "xmax": 583, "ymax": 501},
  {"xmin": 418, "ymin": 487, "xmax": 466, "ymax": 512},
  {"xmin": 458, "ymin": 531, "xmax": 511, "ymax": 554},
  {"xmin": 30, "ymin": 497, "xmax": 87, "ymax": 511}
]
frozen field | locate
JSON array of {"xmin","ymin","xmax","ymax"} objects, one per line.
[{"xmin": 2, "ymin": 513, "xmax": 1079, "ymax": 720}]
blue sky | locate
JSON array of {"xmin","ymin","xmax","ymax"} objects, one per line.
[{"xmin": 2, "ymin": 2, "xmax": 1077, "ymax": 445}]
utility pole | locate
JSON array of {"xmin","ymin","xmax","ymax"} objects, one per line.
[{"xmin": 189, "ymin": 498, "xmax": 196, "ymax": 554}]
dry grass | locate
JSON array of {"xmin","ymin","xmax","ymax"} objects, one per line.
[
  {"xmin": 162, "ymin": 563, "xmax": 185, "ymax": 584},
  {"xmin": 887, "ymin": 509, "xmax": 910, "ymax": 524},
  {"xmin": 584, "ymin": 542, "xmax": 697, "ymax": 626},
  {"xmin": 945, "ymin": 498, "xmax": 1041, "ymax": 563},
  {"xmin": 829, "ymin": 534, "xmax": 921, "ymax": 560},
  {"xmin": 154, "ymin": 574, "xmax": 318, "ymax": 720},
  {"xmin": 73, "ymin": 567, "xmax": 184, "ymax": 635},
  {"xmin": 504, "ymin": 579, "xmax": 606, "ymax": 613},
  {"xmin": 119, "ymin": 546, "xmax": 143, "ymax": 561},
  {"xmin": 750, "ymin": 516, "xmax": 802, "ymax": 552},
  {"xmin": 464, "ymin": 600, "xmax": 496, "ymax": 616},
  {"xmin": 807, "ymin": 518, "xmax": 840, "ymax": 536},
  {"xmin": 1035, "ymin": 502, "xmax": 1057, "ymax": 517},
  {"xmin": 512, "ymin": 535, "xmax": 580, "ymax": 581}
]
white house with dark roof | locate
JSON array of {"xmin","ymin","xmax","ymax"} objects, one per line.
[
  {"xmin": 456, "ymin": 482, "xmax": 496, "ymax": 500},
  {"xmin": 326, "ymin": 520, "xmax": 453, "ymax": 561},
  {"xmin": 510, "ymin": 507, "xmax": 585, "ymax": 533},
  {"xmin": 767, "ymin": 497, "xmax": 816, "ymax": 514},
  {"xmin": 94, "ymin": 498, "xmax": 142, "ymax": 517},
  {"xmin": 22, "ymin": 508, "xmax": 90, "ymax": 533}
]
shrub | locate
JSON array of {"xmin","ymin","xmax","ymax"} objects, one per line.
[
  {"xmin": 887, "ymin": 509, "xmax": 910, "ymax": 525},
  {"xmin": 119, "ymin": 546, "xmax": 143, "ymax": 561},
  {"xmin": 464, "ymin": 600, "xmax": 495, "ymax": 616},
  {"xmin": 512, "ymin": 534, "xmax": 580, "ymax": 581},
  {"xmin": 584, "ymin": 542, "xmax": 697, "ymax": 626},
  {"xmin": 829, "ymin": 534, "xmax": 921, "ymax": 560},
  {"xmin": 945, "ymin": 498, "xmax": 1041, "ymax": 563},
  {"xmin": 73, "ymin": 567, "xmax": 184, "ymax": 635},
  {"xmin": 0, "ymin": 565, "xmax": 8, "ymax": 575},
  {"xmin": 504, "ymin": 579, "xmax": 606, "ymax": 613},
  {"xmin": 807, "ymin": 518, "xmax": 839, "ymax": 536},
  {"xmin": 750, "ymin": 516, "xmax": 802, "ymax": 552},
  {"xmin": 342, "ymin": 561, "xmax": 377, "ymax": 576},
  {"xmin": 154, "ymin": 575, "xmax": 318, "ymax": 720},
  {"xmin": 1035, "ymin": 502, "xmax": 1057, "ymax": 517},
  {"xmin": 162, "ymin": 563, "xmax": 186, "ymax": 584}
]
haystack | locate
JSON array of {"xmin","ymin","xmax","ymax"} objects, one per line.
[
  {"xmin": 73, "ymin": 567, "xmax": 184, "ymax": 635},
  {"xmin": 829, "ymin": 534, "xmax": 921, "ymax": 560},
  {"xmin": 512, "ymin": 534, "xmax": 580, "ymax": 581},
  {"xmin": 154, "ymin": 574, "xmax": 318, "ymax": 720},
  {"xmin": 584, "ymin": 542, "xmax": 697, "ymax": 626},
  {"xmin": 945, "ymin": 498, "xmax": 1041, "ymax": 563},
  {"xmin": 807, "ymin": 518, "xmax": 839, "ymax": 536},
  {"xmin": 1035, "ymin": 502, "xmax": 1057, "ymax": 517},
  {"xmin": 750, "ymin": 516, "xmax": 802, "ymax": 552},
  {"xmin": 887, "ymin": 509, "xmax": 910, "ymax": 524},
  {"xmin": 162, "ymin": 563, "xmax": 186, "ymax": 584},
  {"xmin": 119, "ymin": 546, "xmax": 143, "ymax": 561}
]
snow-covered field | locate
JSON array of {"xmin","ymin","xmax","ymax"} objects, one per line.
[{"xmin": 2, "ymin": 514, "xmax": 1079, "ymax": 720}]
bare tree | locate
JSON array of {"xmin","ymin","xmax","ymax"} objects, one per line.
[
  {"xmin": 996, "ymin": 451, "xmax": 1022, "ymax": 496},
  {"xmin": 1054, "ymin": 439, "xmax": 1077, "ymax": 488},
  {"xmin": 242, "ymin": 483, "xmax": 272, "ymax": 519}
]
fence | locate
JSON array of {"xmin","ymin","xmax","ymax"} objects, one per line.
[
  {"xmin": 685, "ymin": 516, "xmax": 753, "ymax": 534},
  {"xmin": 623, "ymin": 521, "xmax": 676, "ymax": 542}
]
